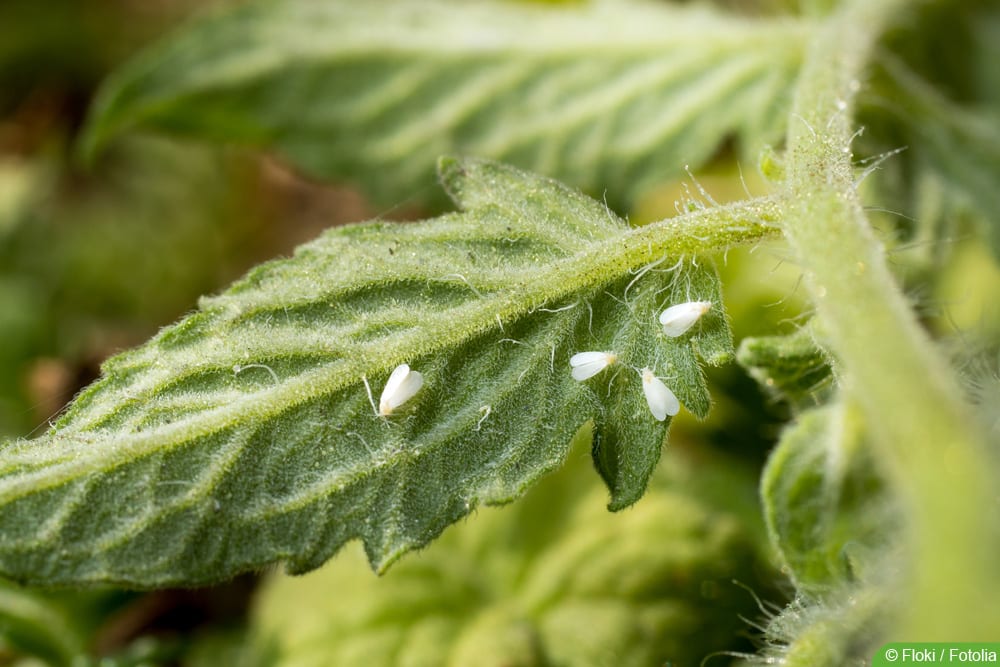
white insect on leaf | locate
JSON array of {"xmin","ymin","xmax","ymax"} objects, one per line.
[
  {"xmin": 640, "ymin": 367, "xmax": 680, "ymax": 421},
  {"xmin": 659, "ymin": 300, "xmax": 712, "ymax": 337},
  {"xmin": 569, "ymin": 351, "xmax": 618, "ymax": 381},
  {"xmin": 378, "ymin": 363, "xmax": 424, "ymax": 416}
]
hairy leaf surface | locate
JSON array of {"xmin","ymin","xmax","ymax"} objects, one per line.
[
  {"xmin": 0, "ymin": 158, "xmax": 772, "ymax": 586},
  {"xmin": 82, "ymin": 0, "xmax": 807, "ymax": 206},
  {"xmin": 761, "ymin": 402, "xmax": 897, "ymax": 593},
  {"xmin": 737, "ymin": 323, "xmax": 833, "ymax": 410},
  {"xmin": 752, "ymin": 584, "xmax": 892, "ymax": 667},
  {"xmin": 755, "ymin": 402, "xmax": 902, "ymax": 665}
]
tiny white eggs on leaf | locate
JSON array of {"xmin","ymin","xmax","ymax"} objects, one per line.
[
  {"xmin": 569, "ymin": 351, "xmax": 618, "ymax": 381},
  {"xmin": 641, "ymin": 368, "xmax": 679, "ymax": 421},
  {"xmin": 659, "ymin": 300, "xmax": 712, "ymax": 337},
  {"xmin": 379, "ymin": 363, "xmax": 424, "ymax": 416}
]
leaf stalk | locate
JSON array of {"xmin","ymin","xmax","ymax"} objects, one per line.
[{"xmin": 781, "ymin": 0, "xmax": 999, "ymax": 639}]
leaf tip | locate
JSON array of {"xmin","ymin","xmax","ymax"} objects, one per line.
[
  {"xmin": 606, "ymin": 494, "xmax": 639, "ymax": 513},
  {"xmin": 76, "ymin": 71, "xmax": 137, "ymax": 167},
  {"xmin": 435, "ymin": 154, "xmax": 462, "ymax": 175},
  {"xmin": 75, "ymin": 110, "xmax": 115, "ymax": 170}
]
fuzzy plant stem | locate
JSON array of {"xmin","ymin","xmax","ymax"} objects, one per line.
[{"xmin": 781, "ymin": 0, "xmax": 998, "ymax": 639}]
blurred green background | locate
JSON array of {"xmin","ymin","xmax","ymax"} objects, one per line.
[{"xmin": 11, "ymin": 0, "xmax": 997, "ymax": 664}]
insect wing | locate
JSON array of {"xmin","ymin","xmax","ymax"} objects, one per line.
[
  {"xmin": 379, "ymin": 364, "xmax": 424, "ymax": 414},
  {"xmin": 641, "ymin": 369, "xmax": 680, "ymax": 421},
  {"xmin": 570, "ymin": 351, "xmax": 616, "ymax": 381},
  {"xmin": 659, "ymin": 301, "xmax": 712, "ymax": 337}
]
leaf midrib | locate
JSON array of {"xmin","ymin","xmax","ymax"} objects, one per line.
[
  {"xmin": 85, "ymin": 5, "xmax": 808, "ymax": 156},
  {"xmin": 189, "ymin": 7, "xmax": 803, "ymax": 65}
]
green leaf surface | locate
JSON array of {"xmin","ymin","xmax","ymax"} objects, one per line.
[
  {"xmin": 251, "ymin": 439, "xmax": 774, "ymax": 667},
  {"xmin": 82, "ymin": 0, "xmax": 807, "ymax": 206},
  {"xmin": 754, "ymin": 400, "xmax": 902, "ymax": 665},
  {"xmin": 760, "ymin": 402, "xmax": 897, "ymax": 593},
  {"xmin": 590, "ymin": 263, "xmax": 730, "ymax": 511},
  {"xmin": 736, "ymin": 323, "xmax": 833, "ymax": 410},
  {"xmin": 0, "ymin": 158, "xmax": 772, "ymax": 587}
]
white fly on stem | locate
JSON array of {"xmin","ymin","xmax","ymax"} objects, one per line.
[
  {"xmin": 659, "ymin": 301, "xmax": 712, "ymax": 337},
  {"xmin": 364, "ymin": 363, "xmax": 424, "ymax": 416},
  {"xmin": 569, "ymin": 351, "xmax": 618, "ymax": 381},
  {"xmin": 640, "ymin": 368, "xmax": 680, "ymax": 421}
]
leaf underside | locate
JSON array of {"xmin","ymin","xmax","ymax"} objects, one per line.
[
  {"xmin": 737, "ymin": 323, "xmax": 833, "ymax": 410},
  {"xmin": 760, "ymin": 403, "xmax": 896, "ymax": 593},
  {"xmin": 81, "ymin": 0, "xmax": 806, "ymax": 207},
  {"xmin": 0, "ymin": 158, "xmax": 733, "ymax": 587}
]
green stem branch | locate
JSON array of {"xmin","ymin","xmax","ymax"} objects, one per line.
[{"xmin": 782, "ymin": 0, "xmax": 998, "ymax": 639}]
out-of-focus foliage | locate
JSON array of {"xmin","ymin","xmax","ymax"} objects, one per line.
[
  {"xmin": 80, "ymin": 0, "xmax": 807, "ymax": 210},
  {"xmin": 0, "ymin": 0, "xmax": 268, "ymax": 439},
  {"xmin": 1, "ymin": 0, "xmax": 999, "ymax": 664},
  {"xmin": 0, "ymin": 137, "xmax": 269, "ymax": 437},
  {"xmin": 859, "ymin": 1, "xmax": 1000, "ymax": 268}
]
